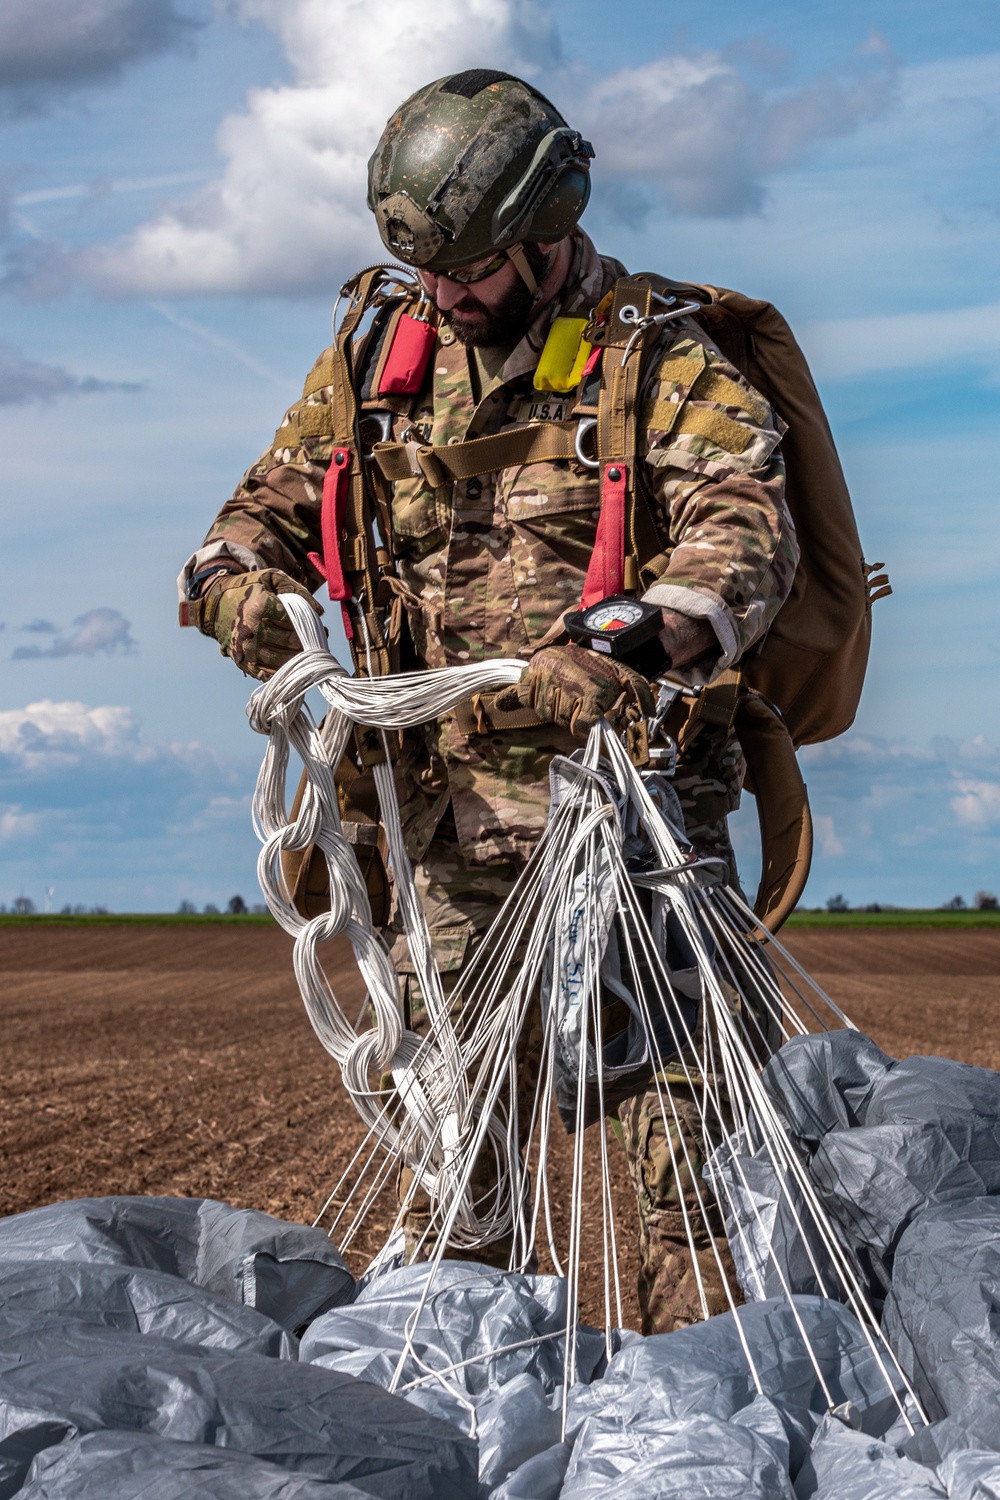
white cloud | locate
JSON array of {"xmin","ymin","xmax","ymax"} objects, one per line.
[
  {"xmin": 952, "ymin": 779, "xmax": 1000, "ymax": 830},
  {"xmin": 0, "ymin": 805, "xmax": 38, "ymax": 841},
  {"xmin": 814, "ymin": 814, "xmax": 845, "ymax": 858},
  {"xmin": 0, "ymin": 699, "xmax": 259, "ymax": 910},
  {"xmin": 0, "ymin": 700, "xmax": 149, "ymax": 773},
  {"xmin": 13, "ymin": 173, "xmax": 209, "ymax": 208},
  {"xmin": 0, "ymin": 340, "xmax": 138, "ymax": 404},
  {"xmin": 82, "ymin": 0, "xmax": 562, "ymax": 297},
  {"xmin": 580, "ymin": 41, "xmax": 894, "ymax": 220},
  {"xmin": 11, "ymin": 608, "xmax": 137, "ymax": 660},
  {"xmin": 77, "ymin": 0, "xmax": 895, "ymax": 298},
  {"xmin": 800, "ymin": 300, "xmax": 1000, "ymax": 382},
  {"xmin": 790, "ymin": 732, "xmax": 1000, "ymax": 906},
  {"xmin": 0, "ymin": 0, "xmax": 199, "ymax": 100}
]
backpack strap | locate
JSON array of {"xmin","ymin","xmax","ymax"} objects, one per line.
[
  {"xmin": 656, "ymin": 674, "xmax": 812, "ymax": 933},
  {"xmin": 734, "ymin": 693, "xmax": 813, "ymax": 933}
]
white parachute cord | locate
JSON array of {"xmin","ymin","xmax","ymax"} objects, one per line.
[
  {"xmin": 592, "ymin": 738, "xmax": 925, "ymax": 1426},
  {"xmin": 585, "ymin": 727, "xmax": 912, "ymax": 1417},
  {"xmin": 253, "ymin": 593, "xmax": 527, "ymax": 1240},
  {"xmin": 251, "ymin": 618, "xmax": 920, "ymax": 1426}
]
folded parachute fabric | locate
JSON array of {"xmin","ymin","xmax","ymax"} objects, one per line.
[
  {"xmin": 563, "ymin": 1297, "xmax": 913, "ymax": 1473},
  {"xmin": 18, "ymin": 1432, "xmax": 376, "ymax": 1499},
  {"xmin": 7, "ymin": 1025, "xmax": 1000, "ymax": 1500},
  {"xmin": 0, "ymin": 1346, "xmax": 477, "ymax": 1499},
  {"xmin": 884, "ymin": 1197, "xmax": 1000, "ymax": 1451},
  {"xmin": 0, "ymin": 1195, "xmax": 355, "ymax": 1331},
  {"xmin": 560, "ymin": 1404, "xmax": 795, "ymax": 1499},
  {"xmin": 793, "ymin": 1414, "xmax": 947, "ymax": 1499},
  {"xmin": 761, "ymin": 1034, "xmax": 1000, "ymax": 1273},
  {"xmin": 0, "ymin": 1259, "xmax": 295, "ymax": 1360},
  {"xmin": 300, "ymin": 1260, "xmax": 606, "ymax": 1395}
]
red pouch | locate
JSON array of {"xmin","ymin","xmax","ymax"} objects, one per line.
[{"xmin": 377, "ymin": 315, "xmax": 436, "ymax": 396}]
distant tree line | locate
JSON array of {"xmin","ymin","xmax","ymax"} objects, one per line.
[
  {"xmin": 821, "ymin": 891, "xmax": 999, "ymax": 913},
  {"xmin": 941, "ymin": 891, "xmax": 998, "ymax": 911},
  {"xmin": 176, "ymin": 896, "xmax": 268, "ymax": 915},
  {"xmin": 0, "ymin": 894, "xmax": 268, "ymax": 916},
  {"xmin": 0, "ymin": 898, "xmax": 110, "ymax": 915}
]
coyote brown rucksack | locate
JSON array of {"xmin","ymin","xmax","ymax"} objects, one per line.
[{"xmin": 641, "ymin": 275, "xmax": 890, "ymax": 748}]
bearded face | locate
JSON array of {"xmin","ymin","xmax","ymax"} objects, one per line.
[{"xmin": 438, "ymin": 276, "xmax": 535, "ymax": 348}]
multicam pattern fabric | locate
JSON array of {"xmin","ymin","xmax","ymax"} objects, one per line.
[
  {"xmin": 616, "ymin": 1083, "xmax": 738, "ymax": 1334},
  {"xmin": 640, "ymin": 337, "xmax": 794, "ymax": 668},
  {"xmin": 184, "ymin": 229, "xmax": 797, "ymax": 874},
  {"xmin": 181, "ymin": 225, "xmax": 801, "ymax": 1331}
]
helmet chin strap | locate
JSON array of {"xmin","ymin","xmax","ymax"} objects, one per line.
[{"xmin": 506, "ymin": 244, "xmax": 541, "ymax": 298}]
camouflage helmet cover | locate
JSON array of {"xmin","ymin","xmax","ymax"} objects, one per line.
[{"xmin": 367, "ymin": 69, "xmax": 594, "ymax": 271}]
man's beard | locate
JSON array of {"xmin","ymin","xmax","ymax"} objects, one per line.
[{"xmin": 440, "ymin": 277, "xmax": 535, "ymax": 348}]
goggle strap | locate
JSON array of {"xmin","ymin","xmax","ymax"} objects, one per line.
[{"xmin": 506, "ymin": 244, "xmax": 539, "ymax": 296}]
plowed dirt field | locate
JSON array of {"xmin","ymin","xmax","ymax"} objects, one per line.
[{"xmin": 4, "ymin": 925, "xmax": 999, "ymax": 1328}]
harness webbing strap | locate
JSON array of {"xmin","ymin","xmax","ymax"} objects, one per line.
[
  {"xmin": 594, "ymin": 279, "xmax": 653, "ymax": 599},
  {"xmin": 453, "ymin": 692, "xmax": 547, "ymax": 735},
  {"xmin": 581, "ymin": 463, "xmax": 627, "ymax": 607},
  {"xmin": 372, "ymin": 421, "xmax": 580, "ymax": 487}
]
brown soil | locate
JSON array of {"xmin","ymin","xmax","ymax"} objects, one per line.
[{"xmin": 3, "ymin": 925, "xmax": 999, "ymax": 1329}]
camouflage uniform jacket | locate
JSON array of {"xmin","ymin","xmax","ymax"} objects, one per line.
[{"xmin": 181, "ymin": 231, "xmax": 798, "ymax": 869}]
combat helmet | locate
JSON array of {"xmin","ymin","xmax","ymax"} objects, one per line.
[{"xmin": 367, "ymin": 70, "xmax": 594, "ymax": 273}]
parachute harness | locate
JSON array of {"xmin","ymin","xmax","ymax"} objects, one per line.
[{"xmin": 251, "ymin": 594, "xmax": 926, "ymax": 1439}]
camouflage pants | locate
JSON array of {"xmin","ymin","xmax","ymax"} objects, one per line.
[
  {"xmin": 383, "ymin": 727, "xmax": 748, "ymax": 1327},
  {"xmin": 614, "ymin": 1082, "xmax": 738, "ymax": 1334}
]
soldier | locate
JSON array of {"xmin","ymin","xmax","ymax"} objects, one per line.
[{"xmin": 179, "ymin": 69, "xmax": 798, "ymax": 1333}]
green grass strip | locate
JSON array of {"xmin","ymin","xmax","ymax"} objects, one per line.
[{"xmin": 1, "ymin": 909, "xmax": 998, "ymax": 930}]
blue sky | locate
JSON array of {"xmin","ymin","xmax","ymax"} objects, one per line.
[{"xmin": 1, "ymin": 0, "xmax": 998, "ymax": 911}]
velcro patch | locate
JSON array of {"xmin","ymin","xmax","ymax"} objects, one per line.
[
  {"xmin": 673, "ymin": 405, "xmax": 754, "ymax": 454},
  {"xmin": 651, "ymin": 347, "xmax": 706, "ymax": 391},
  {"xmin": 272, "ymin": 402, "xmax": 334, "ymax": 450},
  {"xmin": 303, "ymin": 353, "xmax": 336, "ymax": 399},
  {"xmin": 694, "ymin": 369, "xmax": 769, "ymax": 426},
  {"xmin": 641, "ymin": 396, "xmax": 684, "ymax": 435}
]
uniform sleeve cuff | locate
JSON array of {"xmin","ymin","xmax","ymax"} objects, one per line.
[
  {"xmin": 177, "ymin": 541, "xmax": 265, "ymax": 601},
  {"xmin": 640, "ymin": 582, "xmax": 740, "ymax": 683}
]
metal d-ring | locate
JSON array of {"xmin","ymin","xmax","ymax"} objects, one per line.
[
  {"xmin": 574, "ymin": 416, "xmax": 600, "ymax": 470},
  {"xmin": 617, "ymin": 303, "xmax": 642, "ymax": 325}
]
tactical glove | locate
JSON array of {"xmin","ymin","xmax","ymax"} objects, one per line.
[
  {"xmin": 197, "ymin": 569, "xmax": 323, "ymax": 681},
  {"xmin": 494, "ymin": 642, "xmax": 655, "ymax": 736}
]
